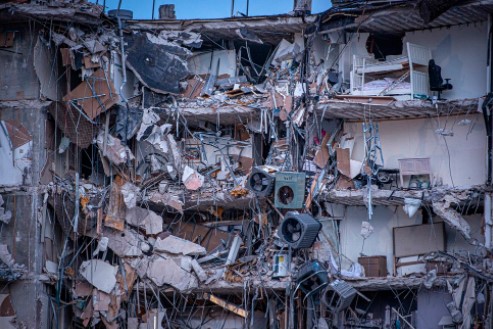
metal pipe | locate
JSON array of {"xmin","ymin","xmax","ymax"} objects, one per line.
[{"xmin": 231, "ymin": 0, "xmax": 235, "ymax": 17}]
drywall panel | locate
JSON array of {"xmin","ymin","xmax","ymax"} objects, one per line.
[
  {"xmin": 341, "ymin": 22, "xmax": 487, "ymax": 99},
  {"xmin": 344, "ymin": 113, "xmax": 486, "ymax": 187}
]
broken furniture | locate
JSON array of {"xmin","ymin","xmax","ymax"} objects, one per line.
[
  {"xmin": 280, "ymin": 212, "xmax": 322, "ymax": 249},
  {"xmin": 398, "ymin": 157, "xmax": 431, "ymax": 189},
  {"xmin": 350, "ymin": 43, "xmax": 431, "ymax": 100},
  {"xmin": 393, "ymin": 222, "xmax": 445, "ymax": 276}
]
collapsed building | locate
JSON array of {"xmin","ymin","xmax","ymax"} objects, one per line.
[{"xmin": 0, "ymin": 0, "xmax": 492, "ymax": 328}]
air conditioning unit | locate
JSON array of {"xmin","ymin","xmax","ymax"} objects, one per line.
[
  {"xmin": 246, "ymin": 167, "xmax": 275, "ymax": 197},
  {"xmin": 274, "ymin": 172, "xmax": 306, "ymax": 209},
  {"xmin": 280, "ymin": 212, "xmax": 322, "ymax": 249},
  {"xmin": 322, "ymin": 279, "xmax": 357, "ymax": 312}
]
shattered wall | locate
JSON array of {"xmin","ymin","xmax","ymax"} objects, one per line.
[
  {"xmin": 344, "ymin": 114, "xmax": 486, "ymax": 187},
  {"xmin": 341, "ymin": 22, "xmax": 488, "ymax": 100},
  {"xmin": 0, "ymin": 24, "xmax": 39, "ymax": 101}
]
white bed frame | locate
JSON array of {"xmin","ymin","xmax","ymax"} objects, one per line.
[{"xmin": 350, "ymin": 43, "xmax": 432, "ymax": 100}]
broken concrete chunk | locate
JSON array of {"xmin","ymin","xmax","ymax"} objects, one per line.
[
  {"xmin": 125, "ymin": 207, "xmax": 163, "ymax": 235},
  {"xmin": 130, "ymin": 256, "xmax": 150, "ymax": 279},
  {"xmin": 147, "ymin": 191, "xmax": 183, "ymax": 214},
  {"xmin": 432, "ymin": 195, "xmax": 471, "ymax": 241},
  {"xmin": 121, "ymin": 182, "xmax": 140, "ymax": 209},
  {"xmin": 92, "ymin": 237, "xmax": 109, "ymax": 256},
  {"xmin": 105, "ymin": 228, "xmax": 143, "ymax": 258},
  {"xmin": 79, "ymin": 260, "xmax": 117, "ymax": 294},
  {"xmin": 154, "ymin": 235, "xmax": 206, "ymax": 256},
  {"xmin": 143, "ymin": 210, "xmax": 163, "ymax": 235},
  {"xmin": 191, "ymin": 259, "xmax": 207, "ymax": 282},
  {"xmin": 97, "ymin": 132, "xmax": 135, "ymax": 166},
  {"xmin": 182, "ymin": 165, "xmax": 204, "ymax": 191},
  {"xmin": 146, "ymin": 255, "xmax": 198, "ymax": 291}
]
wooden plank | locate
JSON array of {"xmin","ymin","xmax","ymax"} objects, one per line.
[{"xmin": 203, "ymin": 293, "xmax": 249, "ymax": 318}]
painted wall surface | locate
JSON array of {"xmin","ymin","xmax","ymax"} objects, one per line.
[
  {"xmin": 338, "ymin": 205, "xmax": 484, "ymax": 275},
  {"xmin": 404, "ymin": 22, "xmax": 488, "ymax": 100},
  {"xmin": 344, "ymin": 113, "xmax": 486, "ymax": 187},
  {"xmin": 416, "ymin": 290, "xmax": 452, "ymax": 329},
  {"xmin": 341, "ymin": 22, "xmax": 488, "ymax": 99}
]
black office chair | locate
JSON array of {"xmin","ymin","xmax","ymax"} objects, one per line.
[{"xmin": 429, "ymin": 59, "xmax": 453, "ymax": 99}]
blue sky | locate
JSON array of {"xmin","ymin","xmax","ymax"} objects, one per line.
[{"xmin": 94, "ymin": 0, "xmax": 331, "ymax": 19}]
